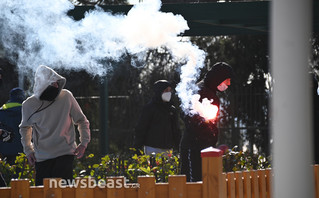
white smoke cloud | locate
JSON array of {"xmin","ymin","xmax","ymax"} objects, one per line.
[{"xmin": 0, "ymin": 0, "xmax": 206, "ymax": 113}]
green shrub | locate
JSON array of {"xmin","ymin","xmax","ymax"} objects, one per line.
[
  {"xmin": 0, "ymin": 153, "xmax": 35, "ymax": 186},
  {"xmin": 0, "ymin": 146, "xmax": 270, "ymax": 186},
  {"xmin": 223, "ymin": 146, "xmax": 271, "ymax": 172},
  {"xmin": 73, "ymin": 149, "xmax": 180, "ymax": 183}
]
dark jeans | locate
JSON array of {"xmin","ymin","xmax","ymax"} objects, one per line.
[
  {"xmin": 180, "ymin": 147, "xmax": 202, "ymax": 182},
  {"xmin": 35, "ymin": 155, "xmax": 74, "ymax": 186}
]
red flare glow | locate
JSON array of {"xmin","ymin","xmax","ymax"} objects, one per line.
[{"xmin": 191, "ymin": 94, "xmax": 219, "ymax": 122}]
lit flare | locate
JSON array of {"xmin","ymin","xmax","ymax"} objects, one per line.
[{"xmin": 190, "ymin": 94, "xmax": 218, "ymax": 122}]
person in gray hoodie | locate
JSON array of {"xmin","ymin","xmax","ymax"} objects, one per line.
[{"xmin": 19, "ymin": 65, "xmax": 91, "ymax": 186}]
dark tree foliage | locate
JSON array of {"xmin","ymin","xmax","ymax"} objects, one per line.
[{"xmin": 0, "ymin": 59, "xmax": 20, "ymax": 105}]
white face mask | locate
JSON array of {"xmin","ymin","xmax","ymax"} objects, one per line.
[
  {"xmin": 162, "ymin": 92, "xmax": 172, "ymax": 102},
  {"xmin": 217, "ymin": 83, "xmax": 228, "ymax": 92}
]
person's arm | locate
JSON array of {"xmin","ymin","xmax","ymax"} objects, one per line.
[
  {"xmin": 19, "ymin": 103, "xmax": 36, "ymax": 166},
  {"xmin": 69, "ymin": 91, "xmax": 90, "ymax": 159}
]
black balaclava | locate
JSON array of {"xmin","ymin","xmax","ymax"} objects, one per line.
[
  {"xmin": 40, "ymin": 85, "xmax": 59, "ymax": 101},
  {"xmin": 204, "ymin": 62, "xmax": 233, "ymax": 92},
  {"xmin": 152, "ymin": 80, "xmax": 171, "ymax": 102}
]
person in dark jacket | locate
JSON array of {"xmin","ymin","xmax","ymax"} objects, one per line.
[
  {"xmin": 180, "ymin": 62, "xmax": 233, "ymax": 182},
  {"xmin": 0, "ymin": 87, "xmax": 25, "ymax": 187},
  {"xmin": 134, "ymin": 80, "xmax": 181, "ymax": 155},
  {"xmin": 0, "ymin": 87, "xmax": 25, "ymax": 165},
  {"xmin": 0, "ymin": 120, "xmax": 15, "ymax": 187}
]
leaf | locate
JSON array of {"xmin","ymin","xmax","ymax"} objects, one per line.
[
  {"xmin": 92, "ymin": 164, "xmax": 99, "ymax": 169},
  {"xmin": 139, "ymin": 167, "xmax": 151, "ymax": 174},
  {"xmin": 87, "ymin": 154, "xmax": 94, "ymax": 158}
]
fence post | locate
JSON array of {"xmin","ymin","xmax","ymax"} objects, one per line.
[
  {"xmin": 201, "ymin": 147, "xmax": 224, "ymax": 198},
  {"xmin": 138, "ymin": 176, "xmax": 155, "ymax": 198},
  {"xmin": 75, "ymin": 177, "xmax": 94, "ymax": 198},
  {"xmin": 43, "ymin": 178, "xmax": 62, "ymax": 198},
  {"xmin": 168, "ymin": 175, "xmax": 187, "ymax": 198},
  {"xmin": 106, "ymin": 176, "xmax": 125, "ymax": 198},
  {"xmin": 10, "ymin": 179, "xmax": 30, "ymax": 198},
  {"xmin": 314, "ymin": 165, "xmax": 319, "ymax": 198}
]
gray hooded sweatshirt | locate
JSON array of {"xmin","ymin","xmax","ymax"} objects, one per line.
[{"xmin": 19, "ymin": 65, "xmax": 90, "ymax": 162}]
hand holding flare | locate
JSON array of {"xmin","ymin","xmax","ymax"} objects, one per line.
[{"xmin": 190, "ymin": 94, "xmax": 218, "ymax": 122}]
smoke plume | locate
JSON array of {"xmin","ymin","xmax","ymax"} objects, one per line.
[{"xmin": 0, "ymin": 0, "xmax": 206, "ymax": 114}]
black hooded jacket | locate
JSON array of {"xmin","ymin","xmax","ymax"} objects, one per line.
[
  {"xmin": 180, "ymin": 62, "xmax": 233, "ymax": 150},
  {"xmin": 134, "ymin": 80, "xmax": 181, "ymax": 150}
]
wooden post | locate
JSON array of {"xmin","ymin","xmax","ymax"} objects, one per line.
[
  {"xmin": 43, "ymin": 178, "xmax": 62, "ymax": 198},
  {"xmin": 10, "ymin": 179, "xmax": 30, "ymax": 198},
  {"xmin": 314, "ymin": 165, "xmax": 319, "ymax": 198},
  {"xmin": 243, "ymin": 171, "xmax": 252, "ymax": 198},
  {"xmin": 75, "ymin": 177, "xmax": 94, "ymax": 198},
  {"xmin": 221, "ymin": 173, "xmax": 227, "ymax": 198},
  {"xmin": 227, "ymin": 172, "xmax": 235, "ymax": 198},
  {"xmin": 168, "ymin": 175, "xmax": 187, "ymax": 198},
  {"xmin": 235, "ymin": 172, "xmax": 244, "ymax": 198},
  {"xmin": 106, "ymin": 177, "xmax": 125, "ymax": 198},
  {"xmin": 258, "ymin": 170, "xmax": 266, "ymax": 198},
  {"xmin": 265, "ymin": 169, "xmax": 272, "ymax": 198},
  {"xmin": 251, "ymin": 171, "xmax": 259, "ymax": 198},
  {"xmin": 201, "ymin": 147, "xmax": 223, "ymax": 198},
  {"xmin": 138, "ymin": 176, "xmax": 155, "ymax": 198}
]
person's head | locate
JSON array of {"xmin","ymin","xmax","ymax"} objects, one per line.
[
  {"xmin": 204, "ymin": 62, "xmax": 233, "ymax": 92},
  {"xmin": 33, "ymin": 65, "xmax": 66, "ymax": 101},
  {"xmin": 9, "ymin": 87, "xmax": 25, "ymax": 103},
  {"xmin": 153, "ymin": 80, "xmax": 172, "ymax": 102}
]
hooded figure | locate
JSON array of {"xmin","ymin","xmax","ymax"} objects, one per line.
[
  {"xmin": 134, "ymin": 80, "xmax": 181, "ymax": 155},
  {"xmin": 0, "ymin": 87, "xmax": 25, "ymax": 165},
  {"xmin": 19, "ymin": 65, "xmax": 90, "ymax": 186},
  {"xmin": 180, "ymin": 62, "xmax": 233, "ymax": 182}
]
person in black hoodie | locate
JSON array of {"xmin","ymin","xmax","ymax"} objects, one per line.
[
  {"xmin": 134, "ymin": 80, "xmax": 181, "ymax": 155},
  {"xmin": 180, "ymin": 62, "xmax": 233, "ymax": 182}
]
